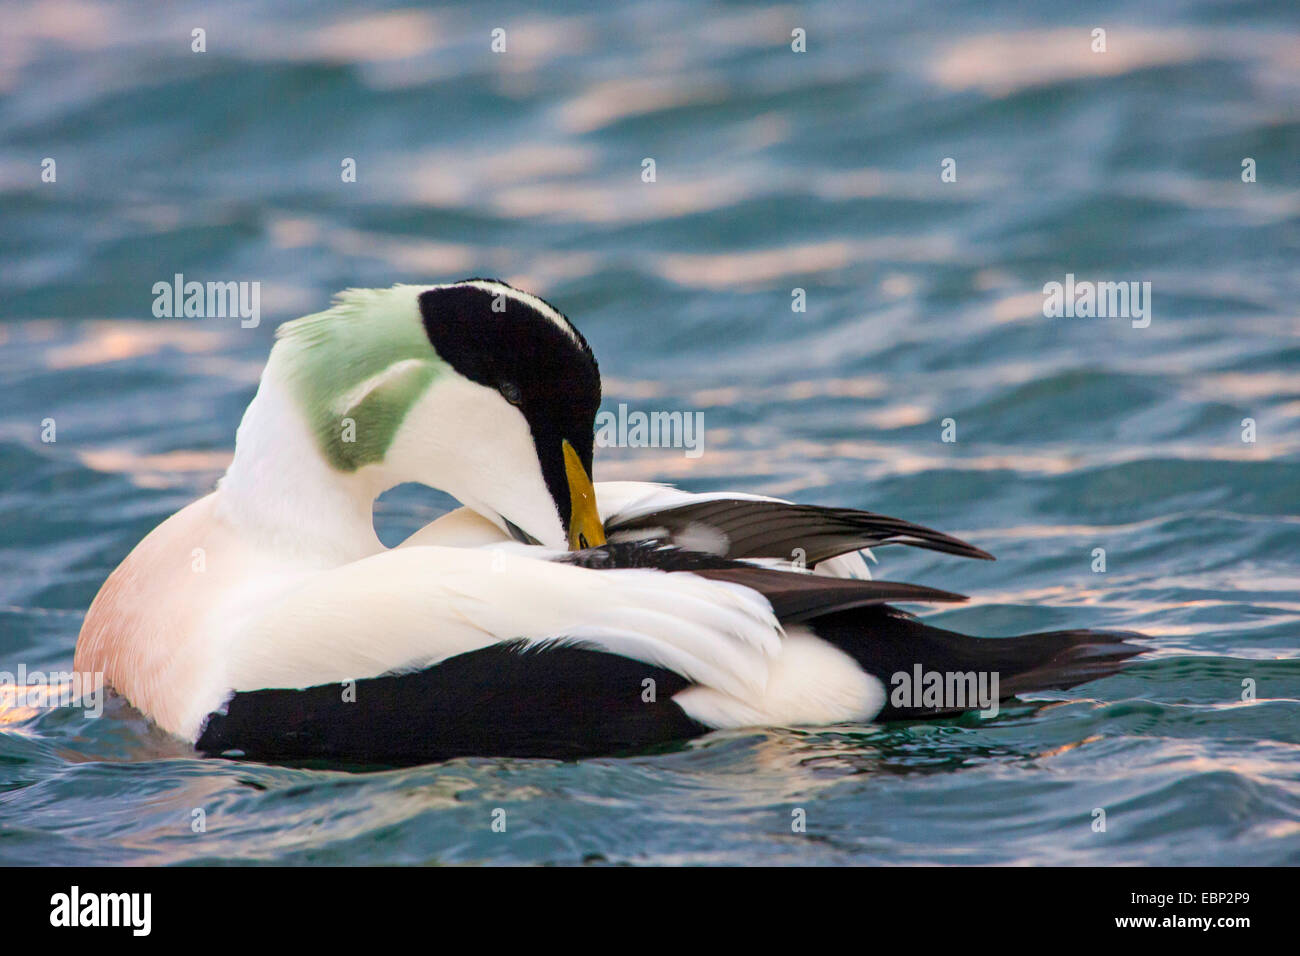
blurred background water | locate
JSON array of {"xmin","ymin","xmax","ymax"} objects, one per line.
[{"xmin": 1, "ymin": 0, "xmax": 1298, "ymax": 865}]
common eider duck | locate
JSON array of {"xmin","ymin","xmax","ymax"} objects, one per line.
[{"xmin": 75, "ymin": 280, "xmax": 1144, "ymax": 764}]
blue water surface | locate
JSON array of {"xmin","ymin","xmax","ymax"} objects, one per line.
[{"xmin": 0, "ymin": 0, "xmax": 1298, "ymax": 864}]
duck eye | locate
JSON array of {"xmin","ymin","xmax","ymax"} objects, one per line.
[{"xmin": 499, "ymin": 381, "xmax": 522, "ymax": 406}]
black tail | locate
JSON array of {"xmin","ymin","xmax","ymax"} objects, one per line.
[{"xmin": 809, "ymin": 605, "xmax": 1147, "ymax": 720}]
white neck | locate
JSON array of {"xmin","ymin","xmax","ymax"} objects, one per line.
[{"xmin": 216, "ymin": 357, "xmax": 390, "ymax": 566}]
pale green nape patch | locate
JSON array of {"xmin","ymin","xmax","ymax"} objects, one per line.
[{"xmin": 274, "ymin": 285, "xmax": 445, "ymax": 471}]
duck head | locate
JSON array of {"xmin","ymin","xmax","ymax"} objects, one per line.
[{"xmin": 243, "ymin": 280, "xmax": 605, "ymax": 551}]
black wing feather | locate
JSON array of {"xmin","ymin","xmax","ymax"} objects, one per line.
[
  {"xmin": 606, "ymin": 498, "xmax": 994, "ymax": 564},
  {"xmin": 556, "ymin": 540, "xmax": 966, "ymax": 621}
]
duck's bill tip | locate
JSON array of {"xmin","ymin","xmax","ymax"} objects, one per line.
[{"xmin": 562, "ymin": 439, "xmax": 606, "ymax": 550}]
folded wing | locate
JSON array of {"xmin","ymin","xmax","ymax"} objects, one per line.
[{"xmin": 596, "ymin": 481, "xmax": 994, "ymax": 565}]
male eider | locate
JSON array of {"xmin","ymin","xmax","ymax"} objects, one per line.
[{"xmin": 76, "ymin": 280, "xmax": 1144, "ymax": 764}]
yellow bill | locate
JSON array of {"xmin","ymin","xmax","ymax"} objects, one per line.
[{"xmin": 562, "ymin": 439, "xmax": 606, "ymax": 550}]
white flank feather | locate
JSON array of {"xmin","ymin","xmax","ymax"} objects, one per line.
[
  {"xmin": 673, "ymin": 627, "xmax": 887, "ymax": 728},
  {"xmin": 225, "ymin": 545, "xmax": 782, "ymax": 706}
]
